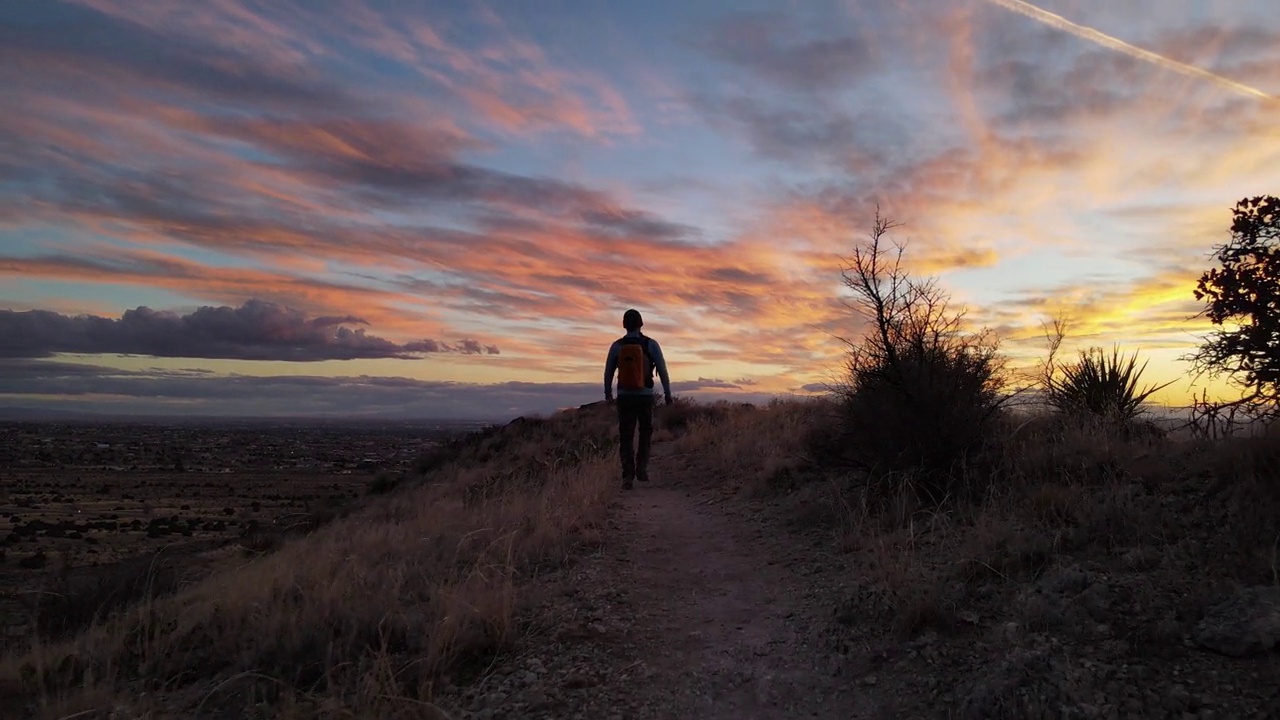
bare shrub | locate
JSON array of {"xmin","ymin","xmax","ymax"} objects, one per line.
[
  {"xmin": 1188, "ymin": 389, "xmax": 1279, "ymax": 440},
  {"xmin": 833, "ymin": 211, "xmax": 1009, "ymax": 504}
]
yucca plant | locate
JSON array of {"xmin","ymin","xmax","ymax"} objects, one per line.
[{"xmin": 1044, "ymin": 345, "xmax": 1173, "ymax": 423}]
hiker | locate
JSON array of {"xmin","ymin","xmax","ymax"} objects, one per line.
[{"xmin": 604, "ymin": 309, "xmax": 672, "ymax": 490}]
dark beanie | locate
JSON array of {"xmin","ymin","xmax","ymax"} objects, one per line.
[{"xmin": 623, "ymin": 308, "xmax": 643, "ymax": 330}]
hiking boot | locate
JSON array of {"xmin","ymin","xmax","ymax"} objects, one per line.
[
  {"xmin": 622, "ymin": 476, "xmax": 634, "ymax": 490},
  {"xmin": 638, "ymin": 471, "xmax": 649, "ymax": 483}
]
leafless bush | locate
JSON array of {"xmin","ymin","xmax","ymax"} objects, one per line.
[
  {"xmin": 1187, "ymin": 388, "xmax": 1279, "ymax": 440},
  {"xmin": 832, "ymin": 211, "xmax": 1009, "ymax": 504}
]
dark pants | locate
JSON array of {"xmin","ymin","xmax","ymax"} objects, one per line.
[{"xmin": 616, "ymin": 394, "xmax": 653, "ymax": 481}]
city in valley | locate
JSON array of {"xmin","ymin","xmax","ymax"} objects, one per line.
[{"xmin": 0, "ymin": 420, "xmax": 484, "ymax": 645}]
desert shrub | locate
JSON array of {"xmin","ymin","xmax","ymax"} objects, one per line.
[
  {"xmin": 840, "ymin": 336, "xmax": 1006, "ymax": 484},
  {"xmin": 1043, "ymin": 343, "xmax": 1170, "ymax": 426},
  {"xmin": 833, "ymin": 212, "xmax": 1009, "ymax": 504}
]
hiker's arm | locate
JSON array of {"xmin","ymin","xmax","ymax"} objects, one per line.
[
  {"xmin": 650, "ymin": 340, "xmax": 672, "ymax": 404},
  {"xmin": 603, "ymin": 342, "xmax": 619, "ymax": 401}
]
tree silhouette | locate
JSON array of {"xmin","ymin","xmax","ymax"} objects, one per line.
[{"xmin": 1191, "ymin": 195, "xmax": 1280, "ymax": 406}]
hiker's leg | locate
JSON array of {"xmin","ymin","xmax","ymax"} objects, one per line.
[
  {"xmin": 636, "ymin": 395, "xmax": 653, "ymax": 481},
  {"xmin": 617, "ymin": 398, "xmax": 637, "ymax": 481}
]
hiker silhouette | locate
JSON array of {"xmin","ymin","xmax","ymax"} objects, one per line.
[{"xmin": 604, "ymin": 309, "xmax": 672, "ymax": 489}]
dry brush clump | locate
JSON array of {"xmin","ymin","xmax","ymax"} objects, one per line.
[
  {"xmin": 0, "ymin": 406, "xmax": 621, "ymax": 719},
  {"xmin": 828, "ymin": 212, "xmax": 1009, "ymax": 505}
]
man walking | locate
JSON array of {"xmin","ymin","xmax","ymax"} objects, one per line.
[{"xmin": 604, "ymin": 309, "xmax": 672, "ymax": 489}]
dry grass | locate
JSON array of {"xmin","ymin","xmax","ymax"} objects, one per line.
[
  {"xmin": 1201, "ymin": 422, "xmax": 1280, "ymax": 568},
  {"xmin": 620, "ymin": 398, "xmax": 1277, "ymax": 650},
  {"xmin": 712, "ymin": 398, "xmax": 1280, "ymax": 646},
  {"xmin": 872, "ymin": 415, "xmax": 1279, "ymax": 642},
  {"xmin": 665, "ymin": 399, "xmax": 819, "ymax": 496},
  {"xmin": 0, "ymin": 406, "xmax": 620, "ymax": 719}
]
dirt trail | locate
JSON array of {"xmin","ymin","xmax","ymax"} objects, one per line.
[
  {"xmin": 442, "ymin": 449, "xmax": 881, "ymax": 720},
  {"xmin": 592, "ymin": 482, "xmax": 871, "ymax": 719}
]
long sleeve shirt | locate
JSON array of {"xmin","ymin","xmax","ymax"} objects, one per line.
[{"xmin": 604, "ymin": 330, "xmax": 671, "ymax": 400}]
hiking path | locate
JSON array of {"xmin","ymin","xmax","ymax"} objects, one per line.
[{"xmin": 442, "ymin": 445, "xmax": 881, "ymax": 720}]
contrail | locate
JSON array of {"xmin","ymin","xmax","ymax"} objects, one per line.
[{"xmin": 983, "ymin": 0, "xmax": 1274, "ymax": 101}]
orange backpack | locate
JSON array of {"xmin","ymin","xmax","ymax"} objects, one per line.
[{"xmin": 617, "ymin": 335, "xmax": 654, "ymax": 391}]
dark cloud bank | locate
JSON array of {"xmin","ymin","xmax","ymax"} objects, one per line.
[
  {"xmin": 0, "ymin": 300, "xmax": 499, "ymax": 361},
  {"xmin": 0, "ymin": 301, "xmax": 775, "ymax": 420},
  {"xmin": 0, "ymin": 361, "xmax": 784, "ymax": 421}
]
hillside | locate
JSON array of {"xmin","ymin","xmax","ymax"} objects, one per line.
[{"xmin": 2, "ymin": 400, "xmax": 1279, "ymax": 718}]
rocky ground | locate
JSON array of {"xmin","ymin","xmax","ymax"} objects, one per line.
[{"xmin": 439, "ymin": 439, "xmax": 1280, "ymax": 720}]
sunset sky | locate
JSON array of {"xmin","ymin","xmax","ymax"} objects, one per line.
[{"xmin": 2, "ymin": 0, "xmax": 1278, "ymax": 420}]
